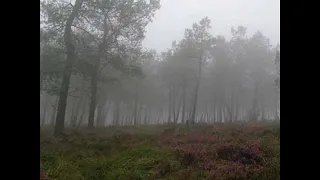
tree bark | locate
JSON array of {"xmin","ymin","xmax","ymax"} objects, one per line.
[{"xmin": 53, "ymin": 0, "xmax": 84, "ymax": 137}]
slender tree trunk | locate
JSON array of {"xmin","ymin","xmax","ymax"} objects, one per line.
[
  {"xmin": 70, "ymin": 98, "xmax": 77, "ymax": 127},
  {"xmin": 191, "ymin": 49, "xmax": 203, "ymax": 124},
  {"xmin": 113, "ymin": 100, "xmax": 120, "ymax": 126},
  {"xmin": 104, "ymin": 102, "xmax": 111, "ymax": 126},
  {"xmin": 230, "ymin": 90, "xmax": 234, "ymax": 122},
  {"xmin": 88, "ymin": 14, "xmax": 109, "ymax": 129},
  {"xmin": 144, "ymin": 107, "xmax": 148, "ymax": 125},
  {"xmin": 174, "ymin": 93, "xmax": 183, "ymax": 127},
  {"xmin": 172, "ymin": 86, "xmax": 176, "ymax": 124},
  {"xmin": 218, "ymin": 92, "xmax": 223, "ymax": 123},
  {"xmin": 250, "ymin": 83, "xmax": 259, "ymax": 122},
  {"xmin": 96, "ymin": 103, "xmax": 104, "ymax": 127},
  {"xmin": 51, "ymin": 97, "xmax": 59, "ymax": 126},
  {"xmin": 168, "ymin": 87, "xmax": 172, "ymax": 124},
  {"xmin": 235, "ymin": 93, "xmax": 239, "ymax": 121},
  {"xmin": 205, "ymin": 104, "xmax": 209, "ymax": 123},
  {"xmin": 213, "ymin": 95, "xmax": 216, "ymax": 123},
  {"xmin": 274, "ymin": 89, "xmax": 279, "ymax": 120},
  {"xmin": 41, "ymin": 97, "xmax": 49, "ymax": 126},
  {"xmin": 87, "ymin": 57, "xmax": 100, "ymax": 128},
  {"xmin": 53, "ymin": 0, "xmax": 84, "ymax": 137},
  {"xmin": 125, "ymin": 103, "xmax": 131, "ymax": 126},
  {"xmin": 137, "ymin": 105, "xmax": 142, "ymax": 125},
  {"xmin": 181, "ymin": 81, "xmax": 186, "ymax": 124},
  {"xmin": 133, "ymin": 82, "xmax": 139, "ymax": 126},
  {"xmin": 157, "ymin": 108, "xmax": 163, "ymax": 124},
  {"xmin": 77, "ymin": 97, "xmax": 87, "ymax": 127},
  {"xmin": 191, "ymin": 79, "xmax": 200, "ymax": 124}
]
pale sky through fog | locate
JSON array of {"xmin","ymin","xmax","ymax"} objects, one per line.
[{"xmin": 143, "ymin": 0, "xmax": 280, "ymax": 52}]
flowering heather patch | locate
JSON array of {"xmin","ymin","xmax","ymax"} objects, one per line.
[
  {"xmin": 159, "ymin": 133, "xmax": 218, "ymax": 146},
  {"xmin": 216, "ymin": 143, "xmax": 263, "ymax": 165},
  {"xmin": 40, "ymin": 171, "xmax": 46, "ymax": 180},
  {"xmin": 40, "ymin": 123, "xmax": 279, "ymax": 180},
  {"xmin": 174, "ymin": 143, "xmax": 210, "ymax": 165},
  {"xmin": 207, "ymin": 161, "xmax": 264, "ymax": 180}
]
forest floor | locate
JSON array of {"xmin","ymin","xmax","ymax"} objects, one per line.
[{"xmin": 40, "ymin": 123, "xmax": 280, "ymax": 180}]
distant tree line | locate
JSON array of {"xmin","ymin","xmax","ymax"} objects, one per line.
[{"xmin": 40, "ymin": 0, "xmax": 280, "ymax": 136}]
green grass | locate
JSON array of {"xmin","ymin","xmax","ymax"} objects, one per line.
[{"xmin": 40, "ymin": 123, "xmax": 280, "ymax": 180}]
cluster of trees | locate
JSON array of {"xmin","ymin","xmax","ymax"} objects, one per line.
[{"xmin": 40, "ymin": 0, "xmax": 280, "ymax": 136}]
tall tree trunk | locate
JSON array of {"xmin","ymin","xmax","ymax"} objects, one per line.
[
  {"xmin": 230, "ymin": 90, "xmax": 235, "ymax": 122},
  {"xmin": 53, "ymin": 0, "xmax": 84, "ymax": 137},
  {"xmin": 250, "ymin": 83, "xmax": 259, "ymax": 122},
  {"xmin": 137, "ymin": 105, "xmax": 143, "ymax": 125},
  {"xmin": 172, "ymin": 86, "xmax": 176, "ymax": 124},
  {"xmin": 235, "ymin": 93, "xmax": 239, "ymax": 121},
  {"xmin": 168, "ymin": 87, "xmax": 172, "ymax": 124},
  {"xmin": 104, "ymin": 102, "xmax": 111, "ymax": 126},
  {"xmin": 87, "ymin": 56, "xmax": 100, "ymax": 128},
  {"xmin": 41, "ymin": 97, "xmax": 49, "ymax": 126},
  {"xmin": 218, "ymin": 92, "xmax": 223, "ymax": 123},
  {"xmin": 144, "ymin": 107, "xmax": 148, "ymax": 125},
  {"xmin": 213, "ymin": 95, "xmax": 217, "ymax": 123},
  {"xmin": 96, "ymin": 102, "xmax": 104, "ymax": 127},
  {"xmin": 174, "ymin": 93, "xmax": 183, "ymax": 127},
  {"xmin": 181, "ymin": 81, "xmax": 186, "ymax": 124},
  {"xmin": 72, "ymin": 79, "xmax": 86, "ymax": 126},
  {"xmin": 70, "ymin": 98, "xmax": 77, "ymax": 127},
  {"xmin": 205, "ymin": 104, "xmax": 209, "ymax": 123},
  {"xmin": 274, "ymin": 89, "xmax": 279, "ymax": 120},
  {"xmin": 51, "ymin": 97, "xmax": 59, "ymax": 126},
  {"xmin": 113, "ymin": 100, "xmax": 120, "ymax": 126},
  {"xmin": 88, "ymin": 14, "xmax": 109, "ymax": 129},
  {"xmin": 77, "ymin": 97, "xmax": 87, "ymax": 127},
  {"xmin": 191, "ymin": 49, "xmax": 203, "ymax": 124},
  {"xmin": 133, "ymin": 82, "xmax": 139, "ymax": 126}
]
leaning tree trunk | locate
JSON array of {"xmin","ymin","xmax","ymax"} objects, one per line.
[{"xmin": 53, "ymin": 0, "xmax": 84, "ymax": 137}]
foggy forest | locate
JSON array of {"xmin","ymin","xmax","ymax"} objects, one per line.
[{"xmin": 40, "ymin": 0, "xmax": 280, "ymax": 179}]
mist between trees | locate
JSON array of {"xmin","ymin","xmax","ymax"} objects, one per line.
[{"xmin": 40, "ymin": 0, "xmax": 280, "ymax": 136}]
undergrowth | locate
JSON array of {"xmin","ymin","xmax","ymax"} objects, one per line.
[{"xmin": 40, "ymin": 123, "xmax": 280, "ymax": 180}]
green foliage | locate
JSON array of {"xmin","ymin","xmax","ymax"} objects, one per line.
[{"xmin": 41, "ymin": 124, "xmax": 279, "ymax": 180}]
